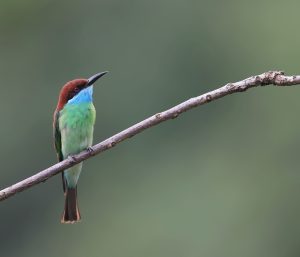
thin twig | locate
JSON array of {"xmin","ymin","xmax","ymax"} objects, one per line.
[{"xmin": 1, "ymin": 70, "xmax": 300, "ymax": 201}]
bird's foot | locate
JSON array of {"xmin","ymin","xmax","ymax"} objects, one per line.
[
  {"xmin": 69, "ymin": 155, "xmax": 77, "ymax": 162},
  {"xmin": 86, "ymin": 147, "xmax": 95, "ymax": 155}
]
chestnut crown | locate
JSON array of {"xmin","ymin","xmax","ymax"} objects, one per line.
[{"xmin": 55, "ymin": 72, "xmax": 108, "ymax": 111}]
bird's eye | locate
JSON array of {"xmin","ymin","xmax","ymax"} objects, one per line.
[{"xmin": 74, "ymin": 87, "xmax": 79, "ymax": 93}]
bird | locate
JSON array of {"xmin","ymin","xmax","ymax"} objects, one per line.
[{"xmin": 53, "ymin": 71, "xmax": 108, "ymax": 223}]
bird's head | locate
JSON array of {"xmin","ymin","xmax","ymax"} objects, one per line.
[{"xmin": 56, "ymin": 71, "xmax": 108, "ymax": 111}]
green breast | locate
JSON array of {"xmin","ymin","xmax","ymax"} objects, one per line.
[{"xmin": 59, "ymin": 102, "xmax": 96, "ymax": 158}]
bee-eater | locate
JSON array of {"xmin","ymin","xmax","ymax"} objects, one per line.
[{"xmin": 53, "ymin": 71, "xmax": 108, "ymax": 224}]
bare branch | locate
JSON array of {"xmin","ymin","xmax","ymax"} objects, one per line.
[{"xmin": 1, "ymin": 70, "xmax": 300, "ymax": 201}]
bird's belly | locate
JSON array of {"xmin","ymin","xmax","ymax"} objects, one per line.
[
  {"xmin": 59, "ymin": 103, "xmax": 95, "ymax": 158},
  {"xmin": 61, "ymin": 126, "xmax": 93, "ymax": 156}
]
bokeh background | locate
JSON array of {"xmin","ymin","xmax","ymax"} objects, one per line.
[{"xmin": 1, "ymin": 0, "xmax": 300, "ymax": 256}]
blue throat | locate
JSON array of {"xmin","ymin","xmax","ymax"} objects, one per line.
[{"xmin": 68, "ymin": 86, "xmax": 93, "ymax": 105}]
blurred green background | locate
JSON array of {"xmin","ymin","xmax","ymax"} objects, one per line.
[{"xmin": 1, "ymin": 0, "xmax": 300, "ymax": 256}]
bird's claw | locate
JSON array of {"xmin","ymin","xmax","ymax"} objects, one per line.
[
  {"xmin": 86, "ymin": 147, "xmax": 94, "ymax": 155},
  {"xmin": 69, "ymin": 155, "xmax": 77, "ymax": 162}
]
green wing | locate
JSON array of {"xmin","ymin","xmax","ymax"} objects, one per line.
[
  {"xmin": 54, "ymin": 111, "xmax": 63, "ymax": 162},
  {"xmin": 54, "ymin": 110, "xmax": 66, "ymax": 192}
]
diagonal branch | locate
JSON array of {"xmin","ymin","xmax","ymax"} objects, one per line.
[{"xmin": 1, "ymin": 70, "xmax": 300, "ymax": 201}]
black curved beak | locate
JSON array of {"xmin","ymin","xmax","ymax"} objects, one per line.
[{"xmin": 87, "ymin": 71, "xmax": 108, "ymax": 86}]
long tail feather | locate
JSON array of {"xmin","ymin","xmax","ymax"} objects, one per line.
[{"xmin": 61, "ymin": 187, "xmax": 81, "ymax": 224}]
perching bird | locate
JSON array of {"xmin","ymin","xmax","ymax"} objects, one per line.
[{"xmin": 53, "ymin": 72, "xmax": 108, "ymax": 223}]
